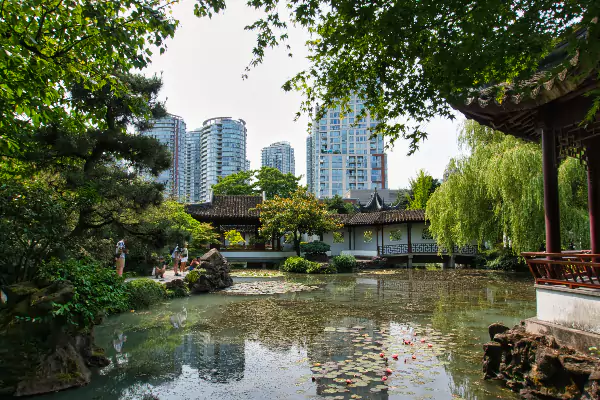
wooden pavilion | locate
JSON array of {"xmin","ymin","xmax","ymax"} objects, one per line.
[{"xmin": 455, "ymin": 37, "xmax": 600, "ymax": 291}]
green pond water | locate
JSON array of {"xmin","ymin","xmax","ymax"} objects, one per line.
[{"xmin": 40, "ymin": 270, "xmax": 535, "ymax": 400}]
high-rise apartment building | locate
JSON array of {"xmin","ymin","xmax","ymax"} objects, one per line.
[
  {"xmin": 185, "ymin": 129, "xmax": 203, "ymax": 203},
  {"xmin": 261, "ymin": 141, "xmax": 295, "ymax": 175},
  {"xmin": 306, "ymin": 95, "xmax": 387, "ymax": 198},
  {"xmin": 198, "ymin": 117, "xmax": 249, "ymax": 202},
  {"xmin": 140, "ymin": 114, "xmax": 187, "ymax": 201}
]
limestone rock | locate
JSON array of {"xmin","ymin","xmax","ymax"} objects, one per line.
[
  {"xmin": 187, "ymin": 250, "xmax": 233, "ymax": 293},
  {"xmin": 482, "ymin": 324, "xmax": 600, "ymax": 399},
  {"xmin": 489, "ymin": 323, "xmax": 510, "ymax": 340}
]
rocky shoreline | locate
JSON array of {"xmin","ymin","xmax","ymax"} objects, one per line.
[{"xmin": 483, "ymin": 323, "xmax": 600, "ymax": 399}]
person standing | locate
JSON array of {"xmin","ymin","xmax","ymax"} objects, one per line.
[
  {"xmin": 179, "ymin": 244, "xmax": 189, "ymax": 275},
  {"xmin": 172, "ymin": 245, "xmax": 181, "ymax": 276},
  {"xmin": 115, "ymin": 239, "xmax": 127, "ymax": 276}
]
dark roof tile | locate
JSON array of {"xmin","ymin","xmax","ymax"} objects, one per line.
[{"xmin": 187, "ymin": 195, "xmax": 262, "ymax": 219}]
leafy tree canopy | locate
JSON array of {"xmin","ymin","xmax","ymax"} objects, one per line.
[
  {"xmin": 0, "ymin": 0, "xmax": 179, "ymax": 152},
  {"xmin": 255, "ymin": 188, "xmax": 342, "ymax": 255},
  {"xmin": 0, "ymin": 73, "xmax": 182, "ymax": 283},
  {"xmin": 323, "ymin": 195, "xmax": 356, "ymax": 214},
  {"xmin": 426, "ymin": 121, "xmax": 589, "ymax": 254},
  {"xmin": 211, "ymin": 167, "xmax": 301, "ymax": 199},
  {"xmin": 195, "ymin": 0, "xmax": 598, "ymax": 154},
  {"xmin": 406, "ymin": 170, "xmax": 440, "ymax": 210}
]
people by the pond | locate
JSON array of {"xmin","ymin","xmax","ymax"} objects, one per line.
[
  {"xmin": 172, "ymin": 245, "xmax": 181, "ymax": 276},
  {"xmin": 189, "ymin": 256, "xmax": 200, "ymax": 271},
  {"xmin": 179, "ymin": 244, "xmax": 189, "ymax": 274},
  {"xmin": 154, "ymin": 256, "xmax": 167, "ymax": 280},
  {"xmin": 115, "ymin": 239, "xmax": 127, "ymax": 277}
]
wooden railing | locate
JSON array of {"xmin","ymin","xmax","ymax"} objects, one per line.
[
  {"xmin": 378, "ymin": 244, "xmax": 478, "ymax": 256},
  {"xmin": 522, "ymin": 251, "xmax": 600, "ymax": 289}
]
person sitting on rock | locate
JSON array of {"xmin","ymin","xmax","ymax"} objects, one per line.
[
  {"xmin": 188, "ymin": 256, "xmax": 200, "ymax": 271},
  {"xmin": 155, "ymin": 256, "xmax": 167, "ymax": 280}
]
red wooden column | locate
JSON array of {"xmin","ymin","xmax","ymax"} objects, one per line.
[
  {"xmin": 586, "ymin": 137, "xmax": 600, "ymax": 255},
  {"xmin": 407, "ymin": 223, "xmax": 412, "ymax": 253},
  {"xmin": 540, "ymin": 127, "xmax": 561, "ymax": 254}
]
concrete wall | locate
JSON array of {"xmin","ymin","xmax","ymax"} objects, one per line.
[{"xmin": 536, "ymin": 285, "xmax": 600, "ymax": 334}]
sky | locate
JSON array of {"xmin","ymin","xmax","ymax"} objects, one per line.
[{"xmin": 145, "ymin": 0, "xmax": 465, "ymax": 188}]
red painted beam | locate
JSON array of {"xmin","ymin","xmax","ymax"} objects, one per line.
[
  {"xmin": 587, "ymin": 137, "xmax": 600, "ymax": 256},
  {"xmin": 541, "ymin": 127, "xmax": 561, "ymax": 253}
]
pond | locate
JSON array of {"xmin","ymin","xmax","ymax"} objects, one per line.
[{"xmin": 39, "ymin": 270, "xmax": 535, "ymax": 400}]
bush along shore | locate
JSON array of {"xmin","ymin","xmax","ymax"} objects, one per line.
[{"xmin": 0, "ymin": 249, "xmax": 232, "ymax": 397}]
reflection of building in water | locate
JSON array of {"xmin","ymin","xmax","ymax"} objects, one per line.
[{"xmin": 174, "ymin": 331, "xmax": 245, "ymax": 383}]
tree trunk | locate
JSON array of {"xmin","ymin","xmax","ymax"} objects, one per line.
[{"xmin": 293, "ymin": 232, "xmax": 300, "ymax": 256}]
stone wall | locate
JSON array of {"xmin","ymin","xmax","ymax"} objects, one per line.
[{"xmin": 483, "ymin": 323, "xmax": 600, "ymax": 399}]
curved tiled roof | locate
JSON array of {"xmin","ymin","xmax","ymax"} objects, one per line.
[
  {"xmin": 344, "ymin": 209, "xmax": 425, "ymax": 226},
  {"xmin": 187, "ymin": 195, "xmax": 262, "ymax": 219}
]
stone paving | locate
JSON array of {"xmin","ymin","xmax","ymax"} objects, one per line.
[{"xmin": 125, "ymin": 269, "xmax": 190, "ymax": 284}]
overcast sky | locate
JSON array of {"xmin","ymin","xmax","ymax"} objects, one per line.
[{"xmin": 145, "ymin": 0, "xmax": 465, "ymax": 188}]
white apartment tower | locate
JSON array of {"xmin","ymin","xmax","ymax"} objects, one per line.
[
  {"xmin": 261, "ymin": 141, "xmax": 295, "ymax": 175},
  {"xmin": 140, "ymin": 114, "xmax": 187, "ymax": 201},
  {"xmin": 306, "ymin": 95, "xmax": 387, "ymax": 198},
  {"xmin": 198, "ymin": 117, "xmax": 249, "ymax": 202}
]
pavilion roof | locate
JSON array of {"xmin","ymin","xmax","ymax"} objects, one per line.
[
  {"xmin": 454, "ymin": 30, "xmax": 600, "ymax": 162},
  {"xmin": 187, "ymin": 195, "xmax": 262, "ymax": 220},
  {"xmin": 339, "ymin": 209, "xmax": 426, "ymax": 226}
]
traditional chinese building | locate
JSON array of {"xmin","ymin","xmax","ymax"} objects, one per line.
[{"xmin": 455, "ymin": 32, "xmax": 600, "ymax": 346}]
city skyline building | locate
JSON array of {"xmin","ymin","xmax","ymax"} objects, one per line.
[
  {"xmin": 185, "ymin": 129, "xmax": 203, "ymax": 203},
  {"xmin": 198, "ymin": 117, "xmax": 249, "ymax": 202},
  {"xmin": 261, "ymin": 141, "xmax": 295, "ymax": 175},
  {"xmin": 140, "ymin": 114, "xmax": 187, "ymax": 201},
  {"xmin": 306, "ymin": 94, "xmax": 387, "ymax": 198}
]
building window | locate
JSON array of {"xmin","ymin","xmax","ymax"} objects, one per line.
[
  {"xmin": 333, "ymin": 232, "xmax": 344, "ymax": 243},
  {"xmin": 390, "ymin": 229, "xmax": 402, "ymax": 242},
  {"xmin": 364, "ymin": 230, "xmax": 373, "ymax": 243},
  {"xmin": 422, "ymin": 227, "xmax": 433, "ymax": 240}
]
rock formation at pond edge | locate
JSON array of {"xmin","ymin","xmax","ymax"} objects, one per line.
[
  {"xmin": 187, "ymin": 248, "xmax": 233, "ymax": 294},
  {"xmin": 0, "ymin": 281, "xmax": 109, "ymax": 397},
  {"xmin": 483, "ymin": 323, "xmax": 600, "ymax": 399}
]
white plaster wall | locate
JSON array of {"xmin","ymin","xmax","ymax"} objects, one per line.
[
  {"xmin": 411, "ymin": 223, "xmax": 436, "ymax": 244},
  {"xmin": 323, "ymin": 231, "xmax": 349, "ymax": 256},
  {"xmin": 536, "ymin": 287, "xmax": 600, "ymax": 334},
  {"xmin": 351, "ymin": 226, "xmax": 379, "ymax": 252},
  {"xmin": 381, "ymin": 224, "xmax": 407, "ymax": 248}
]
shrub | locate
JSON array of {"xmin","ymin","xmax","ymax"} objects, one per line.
[
  {"xmin": 38, "ymin": 259, "xmax": 129, "ymax": 328},
  {"xmin": 307, "ymin": 262, "xmax": 337, "ymax": 274},
  {"xmin": 331, "ymin": 255, "xmax": 356, "ymax": 272},
  {"xmin": 125, "ymin": 278, "xmax": 167, "ymax": 309},
  {"xmin": 300, "ymin": 241, "xmax": 330, "ymax": 255},
  {"xmin": 185, "ymin": 270, "xmax": 201, "ymax": 284},
  {"xmin": 166, "ymin": 285, "xmax": 190, "ymax": 298},
  {"xmin": 280, "ymin": 256, "xmax": 312, "ymax": 273}
]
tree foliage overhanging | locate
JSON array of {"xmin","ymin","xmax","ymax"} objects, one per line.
[
  {"xmin": 426, "ymin": 121, "xmax": 590, "ymax": 254},
  {"xmin": 0, "ymin": 0, "xmax": 179, "ymax": 153},
  {"xmin": 195, "ymin": 0, "xmax": 599, "ymax": 154}
]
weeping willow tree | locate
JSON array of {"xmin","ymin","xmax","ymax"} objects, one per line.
[{"xmin": 426, "ymin": 121, "xmax": 589, "ymax": 254}]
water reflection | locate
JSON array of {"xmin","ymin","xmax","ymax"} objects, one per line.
[{"xmin": 37, "ymin": 271, "xmax": 534, "ymax": 400}]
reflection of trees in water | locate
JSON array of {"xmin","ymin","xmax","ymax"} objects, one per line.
[
  {"xmin": 90, "ymin": 325, "xmax": 246, "ymax": 399},
  {"xmin": 428, "ymin": 283, "xmax": 533, "ymax": 400}
]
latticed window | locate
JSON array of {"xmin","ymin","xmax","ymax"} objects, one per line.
[
  {"xmin": 333, "ymin": 232, "xmax": 344, "ymax": 243},
  {"xmin": 389, "ymin": 229, "xmax": 402, "ymax": 241},
  {"xmin": 422, "ymin": 227, "xmax": 433, "ymax": 240},
  {"xmin": 364, "ymin": 230, "xmax": 373, "ymax": 243}
]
